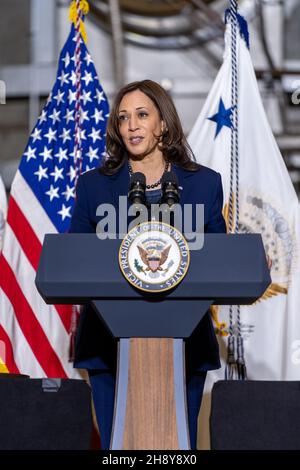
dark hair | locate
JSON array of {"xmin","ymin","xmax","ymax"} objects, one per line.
[{"xmin": 100, "ymin": 79, "xmax": 200, "ymax": 175}]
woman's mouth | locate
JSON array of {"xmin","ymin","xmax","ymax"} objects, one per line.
[{"xmin": 129, "ymin": 136, "xmax": 144, "ymax": 145}]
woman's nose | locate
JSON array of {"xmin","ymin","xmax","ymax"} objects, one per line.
[{"xmin": 128, "ymin": 116, "xmax": 139, "ymax": 131}]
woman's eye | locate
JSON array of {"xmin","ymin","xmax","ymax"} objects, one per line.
[
  {"xmin": 138, "ymin": 112, "xmax": 148, "ymax": 118},
  {"xmin": 118, "ymin": 114, "xmax": 128, "ymax": 121}
]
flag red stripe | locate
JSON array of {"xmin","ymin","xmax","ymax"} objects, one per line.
[
  {"xmin": 0, "ymin": 255, "xmax": 67, "ymax": 378},
  {"xmin": 7, "ymin": 196, "xmax": 72, "ymax": 332},
  {"xmin": 7, "ymin": 196, "xmax": 41, "ymax": 271},
  {"xmin": 54, "ymin": 304, "xmax": 73, "ymax": 334},
  {"xmin": 0, "ymin": 323, "xmax": 20, "ymax": 374}
]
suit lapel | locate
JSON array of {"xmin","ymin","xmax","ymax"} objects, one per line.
[
  {"xmin": 172, "ymin": 164, "xmax": 194, "ymax": 206},
  {"xmin": 108, "ymin": 163, "xmax": 130, "ymax": 208}
]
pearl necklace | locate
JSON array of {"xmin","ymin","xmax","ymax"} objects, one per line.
[{"xmin": 128, "ymin": 161, "xmax": 169, "ymax": 190}]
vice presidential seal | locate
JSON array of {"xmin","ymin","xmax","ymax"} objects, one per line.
[{"xmin": 119, "ymin": 221, "xmax": 190, "ymax": 293}]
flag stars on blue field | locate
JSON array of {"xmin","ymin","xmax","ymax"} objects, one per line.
[
  {"xmin": 67, "ymin": 166, "xmax": 76, "ymax": 182},
  {"xmin": 31, "ymin": 128, "xmax": 42, "ymax": 143},
  {"xmin": 44, "ymin": 128, "xmax": 57, "ymax": 143},
  {"xmin": 82, "ymin": 71, "xmax": 93, "ymax": 87},
  {"xmin": 95, "ymin": 89, "xmax": 106, "ymax": 104},
  {"xmin": 62, "ymin": 52, "xmax": 71, "ymax": 68},
  {"xmin": 80, "ymin": 110, "xmax": 89, "ymax": 124},
  {"xmin": 79, "ymin": 129, "xmax": 87, "ymax": 140},
  {"xmin": 208, "ymin": 98, "xmax": 234, "ymax": 138},
  {"xmin": 40, "ymin": 147, "xmax": 52, "ymax": 162},
  {"xmin": 68, "ymin": 89, "xmax": 76, "ymax": 105},
  {"xmin": 89, "ymin": 127, "xmax": 101, "ymax": 143},
  {"xmin": 39, "ymin": 110, "xmax": 47, "ymax": 124},
  {"xmin": 81, "ymin": 90, "xmax": 92, "ymax": 106},
  {"xmin": 46, "ymin": 185, "xmax": 59, "ymax": 201},
  {"xmin": 34, "ymin": 165, "xmax": 48, "ymax": 181},
  {"xmin": 60, "ymin": 128, "xmax": 71, "ymax": 144},
  {"xmin": 54, "ymin": 148, "xmax": 68, "ymax": 163},
  {"xmin": 53, "ymin": 90, "xmax": 65, "ymax": 105},
  {"xmin": 62, "ymin": 185, "xmax": 75, "ymax": 201},
  {"xmin": 24, "ymin": 146, "xmax": 36, "ymax": 162},
  {"xmin": 70, "ymin": 71, "xmax": 77, "ymax": 86},
  {"xmin": 84, "ymin": 52, "xmax": 93, "ymax": 66},
  {"xmin": 65, "ymin": 109, "xmax": 75, "ymax": 124},
  {"xmin": 92, "ymin": 109, "xmax": 105, "ymax": 124},
  {"xmin": 58, "ymin": 70, "xmax": 69, "ymax": 86},
  {"xmin": 49, "ymin": 109, "xmax": 61, "ymax": 124},
  {"xmin": 86, "ymin": 146, "xmax": 100, "ymax": 163},
  {"xmin": 50, "ymin": 166, "xmax": 64, "ymax": 182},
  {"xmin": 58, "ymin": 204, "xmax": 72, "ymax": 221}
]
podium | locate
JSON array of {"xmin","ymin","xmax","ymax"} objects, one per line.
[{"xmin": 36, "ymin": 233, "xmax": 270, "ymax": 450}]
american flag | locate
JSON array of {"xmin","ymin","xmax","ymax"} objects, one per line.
[{"xmin": 0, "ymin": 25, "xmax": 109, "ymax": 377}]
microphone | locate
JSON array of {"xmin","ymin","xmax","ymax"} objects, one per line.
[
  {"xmin": 161, "ymin": 171, "xmax": 180, "ymax": 207},
  {"xmin": 128, "ymin": 172, "xmax": 146, "ymax": 205}
]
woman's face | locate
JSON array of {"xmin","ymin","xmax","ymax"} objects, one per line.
[{"xmin": 118, "ymin": 89, "xmax": 164, "ymax": 159}]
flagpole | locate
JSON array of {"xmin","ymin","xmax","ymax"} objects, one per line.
[
  {"xmin": 228, "ymin": 0, "xmax": 239, "ymax": 236},
  {"xmin": 230, "ymin": 1, "xmax": 247, "ymax": 381},
  {"xmin": 70, "ymin": 0, "xmax": 87, "ymax": 361},
  {"xmin": 226, "ymin": 0, "xmax": 238, "ymax": 381},
  {"xmin": 74, "ymin": 0, "xmax": 83, "ymax": 179},
  {"xmin": 225, "ymin": 0, "xmax": 247, "ymax": 381}
]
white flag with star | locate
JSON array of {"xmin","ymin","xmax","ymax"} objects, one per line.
[{"xmin": 188, "ymin": 15, "xmax": 300, "ymax": 449}]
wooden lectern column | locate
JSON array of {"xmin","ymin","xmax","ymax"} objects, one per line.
[{"xmin": 111, "ymin": 338, "xmax": 190, "ymax": 450}]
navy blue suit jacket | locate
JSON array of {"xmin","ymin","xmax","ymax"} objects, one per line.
[{"xmin": 70, "ymin": 163, "xmax": 226, "ymax": 373}]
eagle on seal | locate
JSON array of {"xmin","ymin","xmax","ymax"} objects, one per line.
[{"xmin": 137, "ymin": 244, "xmax": 171, "ymax": 273}]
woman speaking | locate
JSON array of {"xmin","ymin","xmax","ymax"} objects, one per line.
[{"xmin": 70, "ymin": 79, "xmax": 226, "ymax": 449}]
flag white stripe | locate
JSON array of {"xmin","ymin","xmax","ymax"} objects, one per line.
[{"xmin": 12, "ymin": 171, "xmax": 57, "ymax": 244}]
